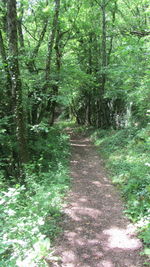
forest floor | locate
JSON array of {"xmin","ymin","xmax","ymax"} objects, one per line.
[{"xmin": 51, "ymin": 130, "xmax": 146, "ymax": 267}]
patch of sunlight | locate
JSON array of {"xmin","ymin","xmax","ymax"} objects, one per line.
[
  {"xmin": 16, "ymin": 237, "xmax": 51, "ymax": 267},
  {"xmin": 78, "ymin": 196, "xmax": 88, "ymax": 202},
  {"xmin": 112, "ymin": 173, "xmax": 129, "ymax": 184},
  {"xmin": 145, "ymin": 162, "xmax": 150, "ymax": 167},
  {"xmin": 92, "ymin": 181, "xmax": 102, "ymax": 187},
  {"xmin": 100, "ymin": 260, "xmax": 114, "ymax": 267},
  {"xmin": 66, "ymin": 206, "xmax": 102, "ymax": 221},
  {"xmin": 71, "ymin": 143, "xmax": 91, "ymax": 147},
  {"xmin": 103, "ymin": 226, "xmax": 142, "ymax": 250},
  {"xmin": 125, "ymin": 155, "xmax": 137, "ymax": 163},
  {"xmin": 62, "ymin": 250, "xmax": 76, "ymax": 261},
  {"xmin": 109, "ymin": 153, "xmax": 123, "ymax": 161},
  {"xmin": 71, "ymin": 160, "xmax": 78, "ymax": 163},
  {"xmin": 95, "ymin": 139, "xmax": 104, "ymax": 146}
]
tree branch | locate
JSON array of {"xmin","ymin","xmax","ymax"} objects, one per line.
[
  {"xmin": 22, "ymin": 23, "xmax": 38, "ymax": 41},
  {"xmin": 94, "ymin": 0, "xmax": 111, "ymax": 8},
  {"xmin": 130, "ymin": 30, "xmax": 150, "ymax": 37}
]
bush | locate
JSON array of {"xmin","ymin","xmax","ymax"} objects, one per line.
[
  {"xmin": 91, "ymin": 125, "xmax": 150, "ymax": 254},
  {"xmin": 0, "ymin": 125, "xmax": 70, "ymax": 266}
]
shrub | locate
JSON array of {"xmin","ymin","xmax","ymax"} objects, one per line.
[
  {"xmin": 91, "ymin": 125, "xmax": 150, "ymax": 255},
  {"xmin": 0, "ymin": 125, "xmax": 70, "ymax": 266}
]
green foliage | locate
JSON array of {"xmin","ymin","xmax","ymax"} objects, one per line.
[
  {"xmin": 0, "ymin": 126, "xmax": 70, "ymax": 266},
  {"xmin": 0, "ymin": 0, "xmax": 150, "ymax": 263},
  {"xmin": 91, "ymin": 125, "xmax": 150, "ymax": 254}
]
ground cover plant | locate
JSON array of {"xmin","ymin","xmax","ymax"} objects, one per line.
[
  {"xmin": 0, "ymin": 124, "xmax": 70, "ymax": 267},
  {"xmin": 91, "ymin": 125, "xmax": 150, "ymax": 258}
]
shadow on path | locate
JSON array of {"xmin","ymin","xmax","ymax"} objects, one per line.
[{"xmin": 52, "ymin": 133, "xmax": 145, "ymax": 267}]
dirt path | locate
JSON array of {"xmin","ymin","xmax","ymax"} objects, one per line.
[{"xmin": 52, "ymin": 132, "xmax": 146, "ymax": 267}]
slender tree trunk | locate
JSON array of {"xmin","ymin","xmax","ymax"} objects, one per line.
[
  {"xmin": 0, "ymin": 30, "xmax": 12, "ymax": 99},
  {"xmin": 45, "ymin": 0, "xmax": 60, "ymax": 83},
  {"xmin": 107, "ymin": 0, "xmax": 117, "ymax": 65},
  {"xmin": 18, "ymin": 19, "xmax": 25, "ymax": 50},
  {"xmin": 0, "ymin": 29, "xmax": 17, "ymax": 180},
  {"xmin": 27, "ymin": 19, "xmax": 48, "ymax": 73},
  {"xmin": 49, "ymin": 27, "xmax": 62, "ymax": 125},
  {"xmin": 39, "ymin": 0, "xmax": 60, "ymax": 123},
  {"xmin": 85, "ymin": 95, "xmax": 91, "ymax": 125},
  {"xmin": 17, "ymin": 2, "xmax": 25, "ymax": 52},
  {"xmin": 101, "ymin": 1, "xmax": 107, "ymax": 94},
  {"xmin": 85, "ymin": 32, "xmax": 93, "ymax": 126},
  {"xmin": 1, "ymin": 0, "xmax": 7, "ymax": 33},
  {"xmin": 97, "ymin": 0, "xmax": 110, "ymax": 128},
  {"xmin": 7, "ymin": 0, "xmax": 28, "ymax": 172}
]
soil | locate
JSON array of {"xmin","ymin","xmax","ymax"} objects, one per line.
[{"xmin": 50, "ymin": 131, "xmax": 147, "ymax": 267}]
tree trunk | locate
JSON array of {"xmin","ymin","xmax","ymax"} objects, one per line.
[
  {"xmin": 17, "ymin": 2, "xmax": 25, "ymax": 52},
  {"xmin": 97, "ymin": 0, "xmax": 110, "ymax": 128},
  {"xmin": 107, "ymin": 0, "xmax": 117, "ymax": 65},
  {"xmin": 101, "ymin": 1, "xmax": 107, "ymax": 94},
  {"xmin": 85, "ymin": 95, "xmax": 91, "ymax": 125},
  {"xmin": 39, "ymin": 0, "xmax": 60, "ymax": 123},
  {"xmin": 85, "ymin": 32, "xmax": 93, "ymax": 126},
  {"xmin": 0, "ymin": 30, "xmax": 12, "ymax": 100},
  {"xmin": 7, "ymin": 0, "xmax": 28, "ymax": 172},
  {"xmin": 27, "ymin": 19, "xmax": 48, "ymax": 73},
  {"xmin": 45, "ymin": 0, "xmax": 60, "ymax": 84},
  {"xmin": 49, "ymin": 27, "xmax": 62, "ymax": 125},
  {"xmin": 1, "ymin": 0, "xmax": 7, "ymax": 33}
]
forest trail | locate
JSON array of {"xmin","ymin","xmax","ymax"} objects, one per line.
[{"xmin": 52, "ymin": 131, "xmax": 145, "ymax": 267}]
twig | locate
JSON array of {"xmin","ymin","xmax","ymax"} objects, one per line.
[{"xmin": 22, "ymin": 23, "xmax": 38, "ymax": 41}]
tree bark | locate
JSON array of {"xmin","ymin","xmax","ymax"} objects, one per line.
[
  {"xmin": 85, "ymin": 32, "xmax": 93, "ymax": 126},
  {"xmin": 1, "ymin": 0, "xmax": 7, "ymax": 33},
  {"xmin": 45, "ymin": 0, "xmax": 60, "ymax": 84},
  {"xmin": 49, "ymin": 27, "xmax": 62, "ymax": 125},
  {"xmin": 101, "ymin": 1, "xmax": 107, "ymax": 94},
  {"xmin": 17, "ymin": 2, "xmax": 25, "ymax": 52},
  {"xmin": 107, "ymin": 0, "xmax": 117, "ymax": 65},
  {"xmin": 0, "ymin": 30, "xmax": 12, "ymax": 98},
  {"xmin": 97, "ymin": 0, "xmax": 111, "ymax": 128},
  {"xmin": 39, "ymin": 0, "xmax": 60, "ymax": 123},
  {"xmin": 7, "ymin": 0, "xmax": 28, "ymax": 170}
]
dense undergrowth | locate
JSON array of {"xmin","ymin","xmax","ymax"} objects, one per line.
[
  {"xmin": 0, "ymin": 124, "xmax": 70, "ymax": 267},
  {"xmin": 1, "ymin": 120, "xmax": 150, "ymax": 265},
  {"xmin": 91, "ymin": 125, "xmax": 150, "ymax": 257}
]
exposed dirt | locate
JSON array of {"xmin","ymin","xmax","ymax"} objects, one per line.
[{"xmin": 51, "ymin": 131, "xmax": 146, "ymax": 267}]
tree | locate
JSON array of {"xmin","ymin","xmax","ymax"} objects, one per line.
[
  {"xmin": 0, "ymin": 0, "xmax": 149, "ymax": 184},
  {"xmin": 7, "ymin": 0, "xmax": 28, "ymax": 178},
  {"xmin": 38, "ymin": 0, "xmax": 61, "ymax": 124}
]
